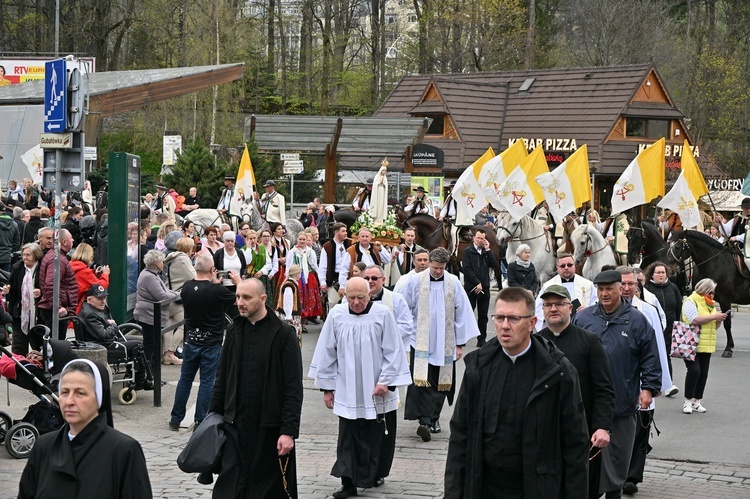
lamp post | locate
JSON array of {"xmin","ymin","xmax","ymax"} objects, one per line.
[{"xmin": 588, "ymin": 160, "xmax": 600, "ymax": 211}]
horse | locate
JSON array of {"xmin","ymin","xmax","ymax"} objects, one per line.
[
  {"xmin": 570, "ymin": 224, "xmax": 618, "ymax": 281},
  {"xmin": 666, "ymin": 230, "xmax": 750, "ymax": 358},
  {"xmin": 494, "ymin": 211, "xmax": 556, "ymax": 285},
  {"xmin": 186, "ymin": 203, "xmax": 303, "ymax": 245}
]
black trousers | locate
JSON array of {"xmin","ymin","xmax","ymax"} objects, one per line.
[
  {"xmin": 38, "ymin": 308, "xmax": 70, "ymax": 341},
  {"xmin": 684, "ymin": 352, "xmax": 711, "ymax": 399},
  {"xmin": 468, "ymin": 288, "xmax": 490, "ymax": 340},
  {"xmin": 626, "ymin": 409, "xmax": 653, "ymax": 485}
]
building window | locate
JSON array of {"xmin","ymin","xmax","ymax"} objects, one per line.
[
  {"xmin": 408, "ymin": 14, "xmax": 417, "ymax": 22},
  {"xmin": 426, "ymin": 116, "xmax": 445, "ymax": 135},
  {"xmin": 387, "ymin": 15, "xmax": 396, "ymax": 24},
  {"xmin": 626, "ymin": 118, "xmax": 669, "ymax": 139}
]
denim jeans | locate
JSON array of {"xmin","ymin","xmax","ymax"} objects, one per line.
[{"xmin": 169, "ymin": 342, "xmax": 222, "ymax": 426}]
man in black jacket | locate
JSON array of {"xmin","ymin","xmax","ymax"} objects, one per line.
[
  {"xmin": 538, "ymin": 284, "xmax": 615, "ymax": 499},
  {"xmin": 209, "ymin": 278, "xmax": 303, "ymax": 498},
  {"xmin": 461, "ymin": 228, "xmax": 498, "ymax": 347},
  {"xmin": 572, "ymin": 270, "xmax": 662, "ymax": 499},
  {"xmin": 445, "ymin": 287, "xmax": 589, "ymax": 498}
]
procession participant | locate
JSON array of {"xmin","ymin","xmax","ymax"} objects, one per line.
[
  {"xmin": 216, "ymin": 175, "xmax": 235, "ymax": 214},
  {"xmin": 270, "ymin": 222, "xmax": 290, "ymax": 298},
  {"xmin": 342, "ymin": 228, "xmax": 391, "ymax": 276},
  {"xmin": 360, "ymin": 265, "xmax": 413, "ymax": 351},
  {"xmin": 259, "ymin": 180, "xmax": 286, "ymax": 225},
  {"xmin": 400, "ymin": 248, "xmax": 479, "ymax": 440},
  {"xmin": 404, "ymin": 186, "xmax": 433, "ymax": 217},
  {"xmin": 445, "ymin": 287, "xmax": 590, "ymax": 498},
  {"xmin": 318, "ymin": 222, "xmax": 351, "ymax": 308},
  {"xmin": 535, "ymin": 252, "xmax": 597, "ymax": 330},
  {"xmin": 286, "ymin": 232, "xmax": 322, "ymax": 330},
  {"xmin": 309, "ymin": 277, "xmax": 412, "ymax": 498},
  {"xmin": 351, "ymin": 179, "xmax": 372, "ymax": 213},
  {"xmin": 461, "ymin": 228, "xmax": 498, "ymax": 347},
  {"xmin": 391, "ymin": 227, "xmax": 424, "ymax": 275},
  {"xmin": 277, "ymin": 265, "xmax": 303, "ymax": 342},
  {"xmin": 438, "ymin": 181, "xmax": 457, "ymax": 222},
  {"xmin": 393, "ymin": 248, "xmax": 429, "ymax": 293},
  {"xmin": 243, "ymin": 229, "xmax": 269, "ymax": 280},
  {"xmin": 259, "ymin": 228, "xmax": 279, "ymax": 307},
  {"xmin": 210, "ymin": 279, "xmax": 303, "ymax": 498},
  {"xmin": 538, "ymin": 284, "xmax": 615, "ymax": 498},
  {"xmin": 572, "ymin": 270, "xmax": 662, "ymax": 499},
  {"xmin": 154, "ymin": 183, "xmax": 176, "ymax": 220}
]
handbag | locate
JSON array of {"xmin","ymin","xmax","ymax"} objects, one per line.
[
  {"xmin": 670, "ymin": 321, "xmax": 701, "ymax": 361},
  {"xmin": 177, "ymin": 412, "xmax": 226, "ymax": 474}
]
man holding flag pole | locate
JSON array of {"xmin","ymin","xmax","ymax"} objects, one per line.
[{"xmin": 231, "ymin": 144, "xmax": 256, "ymax": 225}]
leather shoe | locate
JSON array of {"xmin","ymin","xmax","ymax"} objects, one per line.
[
  {"xmin": 168, "ymin": 421, "xmax": 180, "ymax": 431},
  {"xmin": 309, "ymin": 318, "xmax": 320, "ymax": 325},
  {"xmin": 476, "ymin": 337, "xmax": 486, "ymax": 347},
  {"xmin": 332, "ymin": 485, "xmax": 358, "ymax": 498},
  {"xmin": 416, "ymin": 424, "xmax": 431, "ymax": 442},
  {"xmin": 373, "ymin": 477, "xmax": 385, "ymax": 488},
  {"xmin": 623, "ymin": 481, "xmax": 638, "ymax": 495},
  {"xmin": 430, "ymin": 420, "xmax": 441, "ymax": 433}
]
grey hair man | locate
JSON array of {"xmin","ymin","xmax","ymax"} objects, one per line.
[{"xmin": 37, "ymin": 228, "xmax": 78, "ymax": 339}]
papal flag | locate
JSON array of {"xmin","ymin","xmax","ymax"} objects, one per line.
[
  {"xmin": 658, "ymin": 171, "xmax": 700, "ymax": 227},
  {"xmin": 680, "ymin": 139, "xmax": 708, "ymax": 199},
  {"xmin": 496, "ymin": 146, "xmax": 549, "ymax": 220},
  {"xmin": 230, "ymin": 144, "xmax": 257, "ymax": 216},
  {"xmin": 478, "ymin": 140, "xmax": 529, "ymax": 209},
  {"xmin": 535, "ymin": 144, "xmax": 591, "ymax": 221},
  {"xmin": 454, "ymin": 147, "xmax": 495, "ymax": 224},
  {"xmin": 611, "ymin": 137, "xmax": 665, "ymax": 214}
]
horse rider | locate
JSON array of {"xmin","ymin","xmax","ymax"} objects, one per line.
[
  {"xmin": 404, "ymin": 186, "xmax": 433, "ymax": 217},
  {"xmin": 257, "ymin": 180, "xmax": 286, "ymax": 225},
  {"xmin": 603, "ymin": 212, "xmax": 630, "ymax": 264},
  {"xmin": 154, "ymin": 183, "xmax": 176, "ymax": 220},
  {"xmin": 216, "ymin": 175, "xmax": 235, "ymax": 215},
  {"xmin": 439, "ymin": 181, "xmax": 460, "ymax": 254},
  {"xmin": 352, "ymin": 179, "xmax": 372, "ymax": 213},
  {"xmin": 720, "ymin": 197, "xmax": 750, "ymax": 269}
]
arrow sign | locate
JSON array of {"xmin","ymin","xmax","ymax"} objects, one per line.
[
  {"xmin": 281, "ymin": 153, "xmax": 300, "ymax": 161},
  {"xmin": 284, "ymin": 160, "xmax": 303, "ymax": 168},
  {"xmin": 44, "ymin": 59, "xmax": 67, "ymax": 134}
]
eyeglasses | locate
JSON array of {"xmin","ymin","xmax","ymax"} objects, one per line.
[
  {"xmin": 558, "ymin": 263, "xmax": 574, "ymax": 268},
  {"xmin": 363, "ymin": 276, "xmax": 383, "ymax": 281},
  {"xmin": 542, "ymin": 302, "xmax": 570, "ymax": 310},
  {"xmin": 492, "ymin": 314, "xmax": 533, "ymax": 324}
]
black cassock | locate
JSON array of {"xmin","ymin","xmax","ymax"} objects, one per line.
[{"xmin": 333, "ymin": 409, "xmax": 397, "ymax": 488}]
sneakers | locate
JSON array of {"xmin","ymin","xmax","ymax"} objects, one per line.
[
  {"xmin": 416, "ymin": 424, "xmax": 432, "ymax": 442},
  {"xmin": 430, "ymin": 420, "xmax": 441, "ymax": 433},
  {"xmin": 665, "ymin": 385, "xmax": 679, "ymax": 397},
  {"xmin": 682, "ymin": 400, "xmax": 693, "ymax": 414},
  {"xmin": 692, "ymin": 400, "xmax": 707, "ymax": 413}
]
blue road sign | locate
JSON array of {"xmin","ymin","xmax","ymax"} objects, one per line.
[{"xmin": 44, "ymin": 59, "xmax": 67, "ymax": 133}]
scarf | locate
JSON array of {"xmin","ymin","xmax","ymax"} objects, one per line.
[
  {"xmin": 515, "ymin": 257, "xmax": 531, "ymax": 268},
  {"xmin": 291, "ymin": 246, "xmax": 311, "ymax": 284},
  {"xmin": 246, "ymin": 244, "xmax": 266, "ymax": 275},
  {"xmin": 414, "ymin": 270, "xmax": 455, "ymax": 391},
  {"xmin": 703, "ymin": 294, "xmax": 715, "ymax": 307},
  {"xmin": 21, "ymin": 264, "xmax": 37, "ymax": 334}
]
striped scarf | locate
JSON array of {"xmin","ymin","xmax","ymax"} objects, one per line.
[{"xmin": 414, "ymin": 270, "xmax": 455, "ymax": 391}]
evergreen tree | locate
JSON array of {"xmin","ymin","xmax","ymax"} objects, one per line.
[{"xmin": 164, "ymin": 138, "xmax": 225, "ymax": 208}]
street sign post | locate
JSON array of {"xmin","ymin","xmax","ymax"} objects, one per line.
[
  {"xmin": 280, "ymin": 153, "xmax": 300, "ymax": 161},
  {"xmin": 283, "ymin": 160, "xmax": 304, "ymax": 208}
]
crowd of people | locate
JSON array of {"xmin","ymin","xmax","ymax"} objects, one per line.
[{"xmin": 1, "ymin": 174, "xmax": 743, "ymax": 499}]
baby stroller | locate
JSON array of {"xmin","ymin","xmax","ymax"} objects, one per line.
[
  {"xmin": 69, "ymin": 316, "xmax": 153, "ymax": 405},
  {"xmin": 0, "ymin": 326, "xmax": 76, "ymax": 458}
]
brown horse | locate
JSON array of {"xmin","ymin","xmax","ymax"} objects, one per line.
[{"xmin": 401, "ymin": 214, "xmax": 503, "ymax": 281}]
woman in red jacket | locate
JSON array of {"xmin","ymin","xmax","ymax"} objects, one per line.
[{"xmin": 71, "ymin": 243, "xmax": 110, "ymax": 314}]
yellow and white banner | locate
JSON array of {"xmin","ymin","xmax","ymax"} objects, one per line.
[
  {"xmin": 535, "ymin": 144, "xmax": 591, "ymax": 222},
  {"xmin": 478, "ymin": 140, "xmax": 528, "ymax": 210},
  {"xmin": 454, "ymin": 148, "xmax": 495, "ymax": 224},
  {"xmin": 657, "ymin": 171, "xmax": 700, "ymax": 228},
  {"xmin": 230, "ymin": 144, "xmax": 257, "ymax": 216},
  {"xmin": 496, "ymin": 147, "xmax": 549, "ymax": 221},
  {"xmin": 680, "ymin": 139, "xmax": 708, "ymax": 199},
  {"xmin": 611, "ymin": 138, "xmax": 665, "ymax": 214}
]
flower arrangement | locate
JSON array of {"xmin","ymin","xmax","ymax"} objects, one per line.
[{"xmin": 350, "ymin": 210, "xmax": 404, "ymax": 241}]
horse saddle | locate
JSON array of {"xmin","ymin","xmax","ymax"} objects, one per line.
[
  {"xmin": 457, "ymin": 226, "xmax": 474, "ymax": 242},
  {"xmin": 731, "ymin": 250, "xmax": 750, "ymax": 280}
]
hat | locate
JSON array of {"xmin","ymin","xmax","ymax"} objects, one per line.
[
  {"xmin": 366, "ymin": 178, "xmax": 374, "ymax": 185},
  {"xmin": 155, "ymin": 183, "xmax": 167, "ymax": 190},
  {"xmin": 742, "ymin": 197, "xmax": 750, "ymax": 208},
  {"xmin": 264, "ymin": 180, "xmax": 276, "ymax": 187},
  {"xmin": 593, "ymin": 269, "xmax": 622, "ymax": 285},
  {"xmin": 448, "ymin": 180, "xmax": 457, "ymax": 187},
  {"xmin": 87, "ymin": 284, "xmax": 108, "ymax": 298},
  {"xmin": 224, "ymin": 175, "xmax": 236, "ymax": 182},
  {"xmin": 540, "ymin": 284, "xmax": 571, "ymax": 300},
  {"xmin": 413, "ymin": 186, "xmax": 427, "ymax": 193}
]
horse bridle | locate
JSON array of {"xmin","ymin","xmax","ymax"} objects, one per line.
[
  {"xmin": 581, "ymin": 228, "xmax": 609, "ymax": 258},
  {"xmin": 667, "ymin": 237, "xmax": 728, "ymax": 273}
]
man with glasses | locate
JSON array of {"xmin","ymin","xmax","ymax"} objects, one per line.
[
  {"xmin": 445, "ymin": 287, "xmax": 589, "ymax": 497},
  {"xmin": 362, "ymin": 265, "xmax": 413, "ymax": 351},
  {"xmin": 309, "ymin": 277, "xmax": 411, "ymax": 498},
  {"xmin": 572, "ymin": 270, "xmax": 662, "ymax": 499},
  {"xmin": 401, "ymin": 248, "xmax": 478, "ymax": 440},
  {"xmin": 538, "ymin": 284, "xmax": 615, "ymax": 498},
  {"xmin": 535, "ymin": 252, "xmax": 596, "ymax": 330}
]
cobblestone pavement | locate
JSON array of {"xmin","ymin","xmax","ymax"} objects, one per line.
[{"xmin": 3, "ymin": 306, "xmax": 750, "ymax": 498}]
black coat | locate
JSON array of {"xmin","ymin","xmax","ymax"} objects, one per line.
[
  {"xmin": 444, "ymin": 335, "xmax": 589, "ymax": 499},
  {"xmin": 79, "ymin": 302, "xmax": 119, "ymax": 344},
  {"xmin": 18, "ymin": 413, "xmax": 152, "ymax": 499},
  {"xmin": 6, "ymin": 260, "xmax": 40, "ymax": 318},
  {"xmin": 645, "ymin": 279, "xmax": 683, "ymax": 330},
  {"xmin": 213, "ymin": 248, "xmax": 247, "ymax": 277},
  {"xmin": 507, "ymin": 261, "xmax": 540, "ymax": 294},
  {"xmin": 22, "ymin": 218, "xmax": 45, "ymax": 245},
  {"xmin": 461, "ymin": 245, "xmax": 497, "ymax": 292}
]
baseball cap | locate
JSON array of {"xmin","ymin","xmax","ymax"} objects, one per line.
[
  {"xmin": 540, "ymin": 284, "xmax": 571, "ymax": 300},
  {"xmin": 87, "ymin": 285, "xmax": 108, "ymax": 298}
]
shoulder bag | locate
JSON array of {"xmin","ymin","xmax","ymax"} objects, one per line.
[{"xmin": 670, "ymin": 320, "xmax": 700, "ymax": 362}]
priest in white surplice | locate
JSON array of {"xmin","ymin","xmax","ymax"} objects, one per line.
[
  {"xmin": 400, "ymin": 247, "xmax": 479, "ymax": 442},
  {"xmin": 309, "ymin": 277, "xmax": 412, "ymax": 498}
]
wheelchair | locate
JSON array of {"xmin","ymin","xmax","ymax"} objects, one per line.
[{"xmin": 68, "ymin": 316, "xmax": 153, "ymax": 405}]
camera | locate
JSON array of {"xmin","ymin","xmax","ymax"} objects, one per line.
[{"xmin": 216, "ymin": 270, "xmax": 230, "ymax": 280}]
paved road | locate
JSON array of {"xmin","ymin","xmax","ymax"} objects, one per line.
[{"xmin": 2, "ymin": 300, "xmax": 750, "ymax": 498}]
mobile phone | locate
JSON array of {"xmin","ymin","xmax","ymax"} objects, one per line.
[{"xmin": 725, "ymin": 309, "xmax": 732, "ymax": 316}]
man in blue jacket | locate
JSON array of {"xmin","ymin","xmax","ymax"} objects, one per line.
[{"xmin": 572, "ymin": 269, "xmax": 662, "ymax": 499}]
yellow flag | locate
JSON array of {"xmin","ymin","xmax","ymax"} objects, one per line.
[
  {"xmin": 230, "ymin": 144, "xmax": 256, "ymax": 215},
  {"xmin": 680, "ymin": 139, "xmax": 708, "ymax": 198},
  {"xmin": 471, "ymin": 147, "xmax": 496, "ymax": 179},
  {"xmin": 611, "ymin": 138, "xmax": 665, "ymax": 214}
]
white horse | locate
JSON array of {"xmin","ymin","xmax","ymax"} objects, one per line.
[
  {"xmin": 494, "ymin": 210, "xmax": 556, "ymax": 284},
  {"xmin": 570, "ymin": 224, "xmax": 618, "ymax": 281}
]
